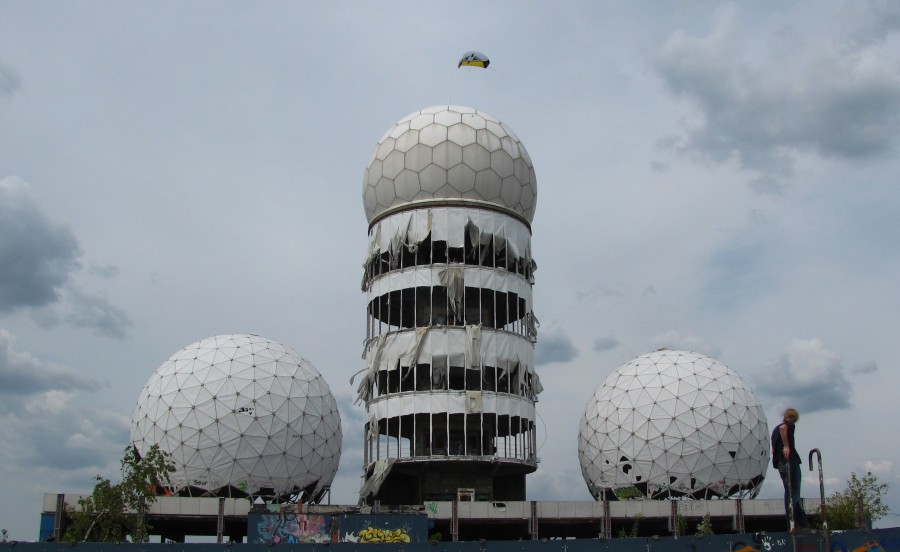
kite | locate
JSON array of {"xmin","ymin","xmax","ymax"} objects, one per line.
[{"xmin": 458, "ymin": 51, "xmax": 490, "ymax": 69}]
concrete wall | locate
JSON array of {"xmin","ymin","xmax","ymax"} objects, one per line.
[{"xmin": 8, "ymin": 527, "xmax": 900, "ymax": 552}]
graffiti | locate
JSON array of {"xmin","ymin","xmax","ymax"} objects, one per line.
[
  {"xmin": 252, "ymin": 513, "xmax": 330, "ymax": 544},
  {"xmin": 426, "ymin": 502, "xmax": 438, "ymax": 515},
  {"xmin": 871, "ymin": 537, "xmax": 900, "ymax": 551},
  {"xmin": 732, "ymin": 536, "xmax": 782, "ymax": 552},
  {"xmin": 251, "ymin": 512, "xmax": 426, "ymax": 544},
  {"xmin": 352, "ymin": 526, "xmax": 411, "ymax": 544},
  {"xmin": 832, "ymin": 539, "xmax": 895, "ymax": 552},
  {"xmin": 732, "ymin": 540, "xmax": 770, "ymax": 552},
  {"xmin": 341, "ymin": 515, "xmax": 426, "ymax": 543},
  {"xmin": 853, "ymin": 542, "xmax": 886, "ymax": 552},
  {"xmin": 730, "ymin": 534, "xmax": 898, "ymax": 552}
]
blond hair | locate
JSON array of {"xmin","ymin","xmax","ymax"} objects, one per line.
[{"xmin": 782, "ymin": 408, "xmax": 799, "ymax": 423}]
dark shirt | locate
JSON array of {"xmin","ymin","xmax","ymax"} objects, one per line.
[{"xmin": 771, "ymin": 422, "xmax": 801, "ymax": 468}]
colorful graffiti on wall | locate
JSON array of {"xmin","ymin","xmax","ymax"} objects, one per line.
[
  {"xmin": 834, "ymin": 538, "xmax": 897, "ymax": 552},
  {"xmin": 852, "ymin": 541, "xmax": 886, "ymax": 552},
  {"xmin": 340, "ymin": 514, "xmax": 428, "ymax": 543},
  {"xmin": 344, "ymin": 526, "xmax": 412, "ymax": 543},
  {"xmin": 722, "ymin": 534, "xmax": 900, "ymax": 552},
  {"xmin": 250, "ymin": 513, "xmax": 330, "ymax": 544},
  {"xmin": 249, "ymin": 512, "xmax": 427, "ymax": 544}
]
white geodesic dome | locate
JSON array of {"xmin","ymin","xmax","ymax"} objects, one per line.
[
  {"xmin": 363, "ymin": 105, "xmax": 537, "ymax": 225},
  {"xmin": 578, "ymin": 349, "xmax": 769, "ymax": 500},
  {"xmin": 131, "ymin": 334, "xmax": 342, "ymax": 501}
]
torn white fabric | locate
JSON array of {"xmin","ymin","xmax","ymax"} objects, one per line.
[
  {"xmin": 466, "ymin": 391, "xmax": 483, "ymax": 413},
  {"xmin": 525, "ymin": 241, "xmax": 536, "ymax": 284},
  {"xmin": 406, "ymin": 326, "xmax": 430, "ymax": 367},
  {"xmin": 353, "ymin": 334, "xmax": 389, "ymax": 404},
  {"xmin": 465, "ymin": 324, "xmax": 482, "ymax": 368},
  {"xmin": 368, "ymin": 393, "xmax": 536, "ymax": 420},
  {"xmin": 363, "ymin": 328, "xmax": 535, "ymax": 377},
  {"xmin": 438, "ymin": 266, "xmax": 465, "ymax": 320},
  {"xmin": 526, "ymin": 311, "xmax": 540, "ymax": 341},
  {"xmin": 405, "ymin": 209, "xmax": 432, "ymax": 252},
  {"xmin": 388, "ymin": 217, "xmax": 408, "ymax": 269},
  {"xmin": 369, "ymin": 207, "xmax": 532, "ymax": 262},
  {"xmin": 359, "ymin": 459, "xmax": 395, "ymax": 501},
  {"xmin": 530, "ymin": 369, "xmax": 544, "ymax": 396},
  {"xmin": 367, "ymin": 266, "xmax": 534, "ymax": 308},
  {"xmin": 465, "ymin": 218, "xmax": 495, "ymax": 265},
  {"xmin": 363, "ymin": 207, "xmax": 537, "ymax": 291},
  {"xmin": 361, "ymin": 224, "xmax": 383, "ymax": 291},
  {"xmin": 509, "ymin": 363, "xmax": 520, "ymax": 395}
]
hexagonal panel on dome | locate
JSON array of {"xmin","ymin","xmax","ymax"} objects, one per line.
[
  {"xmin": 131, "ymin": 334, "xmax": 342, "ymax": 501},
  {"xmin": 578, "ymin": 349, "xmax": 769, "ymax": 500},
  {"xmin": 362, "ymin": 105, "xmax": 537, "ymax": 224}
]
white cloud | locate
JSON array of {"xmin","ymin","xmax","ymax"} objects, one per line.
[
  {"xmin": 64, "ymin": 287, "xmax": 133, "ymax": 339},
  {"xmin": 754, "ymin": 338, "xmax": 852, "ymax": 413},
  {"xmin": 654, "ymin": 3, "xmax": 900, "ymax": 189},
  {"xmin": 88, "ymin": 262, "xmax": 120, "ymax": 279},
  {"xmin": 0, "ymin": 329, "xmax": 102, "ymax": 400},
  {"xmin": 592, "ymin": 335, "xmax": 620, "ymax": 353},
  {"xmin": 0, "ymin": 388, "xmax": 128, "ymax": 473},
  {"xmin": 535, "ymin": 329, "xmax": 579, "ymax": 366},
  {"xmin": 527, "ymin": 468, "xmax": 590, "ymax": 501},
  {"xmin": 0, "ymin": 176, "xmax": 81, "ymax": 312},
  {"xmin": 649, "ymin": 331, "xmax": 721, "ymax": 359},
  {"xmin": 863, "ymin": 459, "xmax": 894, "ymax": 476},
  {"xmin": 0, "ymin": 60, "xmax": 19, "ymax": 97},
  {"xmin": 847, "ymin": 1, "xmax": 900, "ymax": 47},
  {"xmin": 0, "ymin": 177, "xmax": 132, "ymax": 338},
  {"xmin": 852, "ymin": 361, "xmax": 879, "ymax": 375}
]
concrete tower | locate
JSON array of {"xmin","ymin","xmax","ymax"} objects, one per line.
[{"xmin": 357, "ymin": 105, "xmax": 540, "ymax": 505}]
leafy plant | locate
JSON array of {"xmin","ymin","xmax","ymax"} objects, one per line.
[
  {"xmin": 617, "ymin": 513, "xmax": 644, "ymax": 538},
  {"xmin": 695, "ymin": 514, "xmax": 715, "ymax": 536},
  {"xmin": 630, "ymin": 513, "xmax": 643, "ymax": 537},
  {"xmin": 825, "ymin": 471, "xmax": 889, "ymax": 530},
  {"xmin": 673, "ymin": 514, "xmax": 688, "ymax": 536},
  {"xmin": 613, "ymin": 486, "xmax": 644, "ymax": 500},
  {"xmin": 62, "ymin": 445, "xmax": 175, "ymax": 542}
]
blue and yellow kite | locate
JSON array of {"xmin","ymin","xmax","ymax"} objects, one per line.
[{"xmin": 458, "ymin": 51, "xmax": 490, "ymax": 69}]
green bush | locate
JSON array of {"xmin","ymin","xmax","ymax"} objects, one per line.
[
  {"xmin": 62, "ymin": 445, "xmax": 175, "ymax": 542},
  {"xmin": 825, "ymin": 472, "xmax": 889, "ymax": 530},
  {"xmin": 695, "ymin": 514, "xmax": 715, "ymax": 536}
]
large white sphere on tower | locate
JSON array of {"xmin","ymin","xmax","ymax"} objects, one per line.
[
  {"xmin": 131, "ymin": 334, "xmax": 342, "ymax": 500},
  {"xmin": 578, "ymin": 349, "xmax": 769, "ymax": 500},
  {"xmin": 363, "ymin": 105, "xmax": 537, "ymax": 224}
]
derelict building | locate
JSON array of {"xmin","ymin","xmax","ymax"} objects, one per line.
[{"xmin": 357, "ymin": 105, "xmax": 541, "ymax": 505}]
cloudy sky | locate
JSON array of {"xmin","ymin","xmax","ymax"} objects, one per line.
[{"xmin": 2, "ymin": 1, "xmax": 900, "ymax": 539}]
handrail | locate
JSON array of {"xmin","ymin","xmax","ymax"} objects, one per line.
[{"xmin": 809, "ymin": 448, "xmax": 830, "ymax": 551}]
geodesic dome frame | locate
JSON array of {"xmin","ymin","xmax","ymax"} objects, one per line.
[
  {"xmin": 578, "ymin": 349, "xmax": 769, "ymax": 500},
  {"xmin": 362, "ymin": 105, "xmax": 537, "ymax": 226},
  {"xmin": 131, "ymin": 334, "xmax": 342, "ymax": 502}
]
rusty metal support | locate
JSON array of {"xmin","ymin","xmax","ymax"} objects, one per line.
[{"xmin": 809, "ymin": 448, "xmax": 830, "ymax": 551}]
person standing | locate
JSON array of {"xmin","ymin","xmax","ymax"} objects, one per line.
[{"xmin": 772, "ymin": 408, "xmax": 810, "ymax": 530}]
